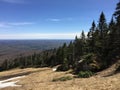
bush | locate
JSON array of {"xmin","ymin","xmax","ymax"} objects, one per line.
[
  {"xmin": 33, "ymin": 65, "xmax": 41, "ymax": 68},
  {"xmin": 57, "ymin": 58, "xmax": 69, "ymax": 71},
  {"xmin": 74, "ymin": 53, "xmax": 100, "ymax": 73},
  {"xmin": 78, "ymin": 71, "xmax": 94, "ymax": 78},
  {"xmin": 19, "ymin": 65, "xmax": 25, "ymax": 69},
  {"xmin": 82, "ymin": 53, "xmax": 94, "ymax": 64},
  {"xmin": 57, "ymin": 64, "xmax": 69, "ymax": 71},
  {"xmin": 52, "ymin": 76, "xmax": 72, "ymax": 82}
]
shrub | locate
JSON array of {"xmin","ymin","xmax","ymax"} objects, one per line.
[
  {"xmin": 57, "ymin": 58, "xmax": 69, "ymax": 71},
  {"xmin": 82, "ymin": 53, "xmax": 94, "ymax": 64},
  {"xmin": 33, "ymin": 65, "xmax": 41, "ymax": 68},
  {"xmin": 52, "ymin": 76, "xmax": 72, "ymax": 82},
  {"xmin": 78, "ymin": 71, "xmax": 94, "ymax": 78},
  {"xmin": 57, "ymin": 64, "xmax": 69, "ymax": 71},
  {"xmin": 19, "ymin": 65, "xmax": 25, "ymax": 69},
  {"xmin": 74, "ymin": 53, "xmax": 100, "ymax": 73}
]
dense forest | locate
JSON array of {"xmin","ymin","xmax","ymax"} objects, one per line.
[{"xmin": 0, "ymin": 1, "xmax": 120, "ymax": 77}]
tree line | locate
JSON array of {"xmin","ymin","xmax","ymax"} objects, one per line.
[{"xmin": 0, "ymin": 1, "xmax": 120, "ymax": 74}]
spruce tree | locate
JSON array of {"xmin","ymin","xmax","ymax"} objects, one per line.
[
  {"xmin": 88, "ymin": 21, "xmax": 96, "ymax": 52},
  {"xmin": 114, "ymin": 1, "xmax": 120, "ymax": 23},
  {"xmin": 98, "ymin": 12, "xmax": 108, "ymax": 39},
  {"xmin": 108, "ymin": 17, "xmax": 116, "ymax": 48},
  {"xmin": 113, "ymin": 1, "xmax": 120, "ymax": 58}
]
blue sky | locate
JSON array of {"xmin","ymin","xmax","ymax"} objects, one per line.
[{"xmin": 0, "ymin": 0, "xmax": 118, "ymax": 39}]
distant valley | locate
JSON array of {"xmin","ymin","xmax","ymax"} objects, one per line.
[{"xmin": 0, "ymin": 40, "xmax": 71, "ymax": 62}]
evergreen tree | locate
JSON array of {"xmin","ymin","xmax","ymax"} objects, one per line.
[
  {"xmin": 81, "ymin": 30, "xmax": 86, "ymax": 42},
  {"xmin": 97, "ymin": 12, "xmax": 108, "ymax": 57},
  {"xmin": 114, "ymin": 1, "xmax": 120, "ymax": 23},
  {"xmin": 113, "ymin": 1, "xmax": 120, "ymax": 58},
  {"xmin": 108, "ymin": 17, "xmax": 116, "ymax": 51},
  {"xmin": 68, "ymin": 41, "xmax": 74, "ymax": 65},
  {"xmin": 107, "ymin": 17, "xmax": 115, "ymax": 53},
  {"xmin": 1, "ymin": 59, "xmax": 8, "ymax": 70},
  {"xmin": 81, "ymin": 31, "xmax": 87, "ymax": 54},
  {"xmin": 87, "ymin": 21, "xmax": 96, "ymax": 52},
  {"xmin": 98, "ymin": 12, "xmax": 108, "ymax": 38}
]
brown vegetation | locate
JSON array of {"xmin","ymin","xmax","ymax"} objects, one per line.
[{"xmin": 0, "ymin": 67, "xmax": 120, "ymax": 90}]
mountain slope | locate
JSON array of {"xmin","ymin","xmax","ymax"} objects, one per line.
[{"xmin": 0, "ymin": 67, "xmax": 120, "ymax": 90}]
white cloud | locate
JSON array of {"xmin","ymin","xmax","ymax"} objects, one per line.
[
  {"xmin": 47, "ymin": 18, "xmax": 61, "ymax": 22},
  {"xmin": 0, "ymin": 33, "xmax": 82, "ymax": 39},
  {"xmin": 46, "ymin": 17, "xmax": 76, "ymax": 22},
  {"xmin": 1, "ymin": 0, "xmax": 25, "ymax": 4},
  {"xmin": 0, "ymin": 22, "xmax": 35, "ymax": 28},
  {"xmin": 8, "ymin": 22, "xmax": 35, "ymax": 26}
]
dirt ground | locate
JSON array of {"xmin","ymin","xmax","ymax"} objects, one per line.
[{"xmin": 0, "ymin": 67, "xmax": 120, "ymax": 90}]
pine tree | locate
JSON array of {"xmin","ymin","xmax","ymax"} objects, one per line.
[
  {"xmin": 114, "ymin": 1, "xmax": 120, "ymax": 23},
  {"xmin": 97, "ymin": 12, "xmax": 108, "ymax": 55},
  {"xmin": 98, "ymin": 12, "xmax": 108, "ymax": 38},
  {"xmin": 113, "ymin": 1, "xmax": 120, "ymax": 58},
  {"xmin": 81, "ymin": 30, "xmax": 86, "ymax": 42},
  {"xmin": 88, "ymin": 21, "xmax": 96, "ymax": 38},
  {"xmin": 1, "ymin": 59, "xmax": 8, "ymax": 70},
  {"xmin": 74, "ymin": 35, "xmax": 79, "ymax": 59},
  {"xmin": 88, "ymin": 21, "xmax": 96, "ymax": 52},
  {"xmin": 108, "ymin": 17, "xmax": 116, "ymax": 47},
  {"xmin": 67, "ymin": 41, "xmax": 74, "ymax": 65}
]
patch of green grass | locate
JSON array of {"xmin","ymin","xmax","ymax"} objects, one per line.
[
  {"xmin": 78, "ymin": 71, "xmax": 94, "ymax": 78},
  {"xmin": 52, "ymin": 76, "xmax": 72, "ymax": 82}
]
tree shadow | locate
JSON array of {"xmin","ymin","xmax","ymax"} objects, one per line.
[
  {"xmin": 103, "ymin": 71, "xmax": 120, "ymax": 77},
  {"xmin": 0, "ymin": 68, "xmax": 49, "ymax": 80}
]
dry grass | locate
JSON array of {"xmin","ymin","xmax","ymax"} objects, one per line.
[{"xmin": 0, "ymin": 67, "xmax": 120, "ymax": 90}]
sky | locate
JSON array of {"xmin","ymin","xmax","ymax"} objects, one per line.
[{"xmin": 0, "ymin": 0, "xmax": 118, "ymax": 39}]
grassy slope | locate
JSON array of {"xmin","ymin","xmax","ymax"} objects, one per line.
[{"xmin": 0, "ymin": 67, "xmax": 120, "ymax": 90}]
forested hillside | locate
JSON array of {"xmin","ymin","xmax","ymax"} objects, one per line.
[
  {"xmin": 0, "ymin": 40, "xmax": 70, "ymax": 64},
  {"xmin": 1, "ymin": 1, "xmax": 120, "ymax": 77}
]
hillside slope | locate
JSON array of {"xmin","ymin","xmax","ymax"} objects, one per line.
[
  {"xmin": 96, "ymin": 60, "xmax": 120, "ymax": 77},
  {"xmin": 0, "ymin": 66, "xmax": 120, "ymax": 90}
]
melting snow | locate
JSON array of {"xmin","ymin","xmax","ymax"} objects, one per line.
[
  {"xmin": 0, "ymin": 76, "xmax": 25, "ymax": 88},
  {"xmin": 52, "ymin": 68, "xmax": 57, "ymax": 71}
]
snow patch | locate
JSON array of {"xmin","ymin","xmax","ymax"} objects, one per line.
[
  {"xmin": 52, "ymin": 68, "xmax": 57, "ymax": 71},
  {"xmin": 0, "ymin": 76, "xmax": 25, "ymax": 88}
]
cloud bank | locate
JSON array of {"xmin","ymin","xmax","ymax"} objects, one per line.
[{"xmin": 0, "ymin": 33, "xmax": 81, "ymax": 39}]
